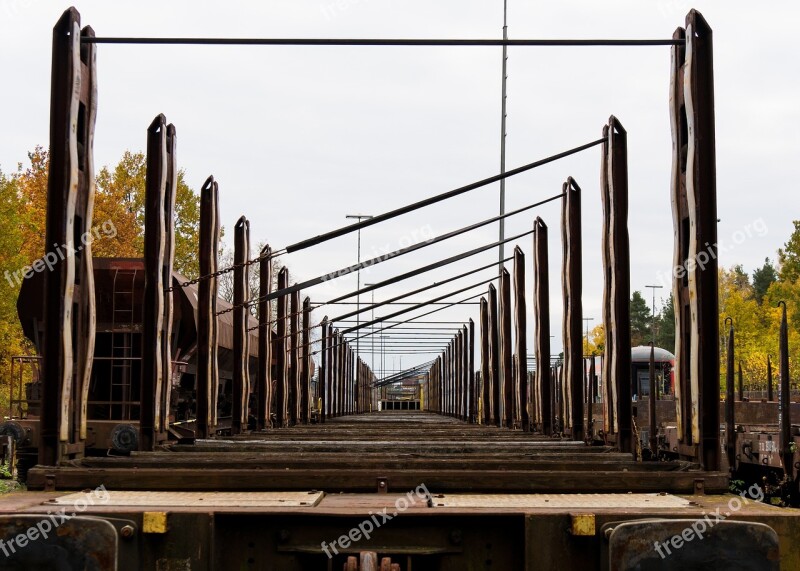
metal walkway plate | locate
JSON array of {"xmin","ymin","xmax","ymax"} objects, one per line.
[
  {"xmin": 432, "ymin": 493, "xmax": 691, "ymax": 508},
  {"xmin": 50, "ymin": 491, "xmax": 325, "ymax": 508}
]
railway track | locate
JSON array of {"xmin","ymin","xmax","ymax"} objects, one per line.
[{"xmin": 28, "ymin": 412, "xmax": 728, "ymax": 494}]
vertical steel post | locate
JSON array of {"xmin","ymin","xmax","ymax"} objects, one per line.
[
  {"xmin": 480, "ymin": 298, "xmax": 491, "ymax": 425},
  {"xmin": 738, "ymin": 361, "xmax": 744, "ymax": 402},
  {"xmin": 301, "ymin": 297, "xmax": 311, "ymax": 424},
  {"xmin": 562, "ymin": 178, "xmax": 584, "ymax": 440},
  {"xmin": 462, "ymin": 325, "xmax": 469, "ymax": 421},
  {"xmin": 724, "ymin": 319, "xmax": 735, "ymax": 472},
  {"xmin": 319, "ymin": 319, "xmax": 328, "ymax": 423},
  {"xmin": 649, "ymin": 343, "xmax": 658, "ymax": 458},
  {"xmin": 160, "ymin": 124, "xmax": 177, "ymax": 436},
  {"xmin": 468, "ymin": 318, "xmax": 476, "ymax": 423},
  {"xmin": 232, "ymin": 217, "xmax": 250, "ymax": 435},
  {"xmin": 601, "ymin": 117, "xmax": 633, "ymax": 453},
  {"xmin": 275, "ymin": 268, "xmax": 289, "ymax": 427},
  {"xmin": 488, "ymin": 284, "xmax": 501, "ymax": 426},
  {"xmin": 196, "ymin": 178, "xmax": 216, "ymax": 439},
  {"xmin": 289, "ymin": 291, "xmax": 300, "ymax": 425},
  {"xmin": 588, "ymin": 354, "xmax": 596, "ymax": 441},
  {"xmin": 142, "ymin": 116, "xmax": 168, "ymax": 451},
  {"xmin": 670, "ymin": 11, "xmax": 720, "ymax": 469},
  {"xmin": 778, "ymin": 302, "xmax": 793, "ymax": 480},
  {"xmin": 41, "ymin": 8, "xmax": 97, "ymax": 464},
  {"xmin": 257, "ymin": 246, "xmax": 273, "ymax": 430},
  {"xmin": 513, "ymin": 247, "xmax": 529, "ymax": 431},
  {"xmin": 767, "ymin": 354, "xmax": 773, "ymax": 402},
  {"xmin": 534, "ymin": 217, "xmax": 552, "ymax": 435},
  {"xmin": 499, "ymin": 269, "xmax": 514, "ymax": 427}
]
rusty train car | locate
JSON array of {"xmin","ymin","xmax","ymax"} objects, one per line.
[
  {"xmin": 1, "ymin": 257, "xmax": 264, "ymax": 460},
  {"xmin": 1, "ymin": 7, "xmax": 799, "ymax": 570}
]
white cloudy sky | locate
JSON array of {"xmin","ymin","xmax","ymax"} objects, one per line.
[{"xmin": 1, "ymin": 1, "xmax": 798, "ymax": 376}]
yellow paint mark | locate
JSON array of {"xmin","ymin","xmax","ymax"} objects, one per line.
[
  {"xmin": 142, "ymin": 511, "xmax": 168, "ymax": 534},
  {"xmin": 570, "ymin": 513, "xmax": 595, "ymax": 536}
]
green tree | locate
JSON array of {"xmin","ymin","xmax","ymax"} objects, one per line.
[
  {"xmin": 778, "ymin": 220, "xmax": 800, "ymax": 283},
  {"xmin": 94, "ymin": 150, "xmax": 201, "ymax": 278},
  {"xmin": 655, "ymin": 293, "xmax": 676, "ymax": 352},
  {"xmin": 0, "ymin": 168, "xmax": 32, "ymax": 411},
  {"xmin": 630, "ymin": 291, "xmax": 652, "ymax": 346},
  {"xmin": 582, "ymin": 324, "xmax": 604, "ymax": 356},
  {"xmin": 752, "ymin": 258, "xmax": 778, "ymax": 305}
]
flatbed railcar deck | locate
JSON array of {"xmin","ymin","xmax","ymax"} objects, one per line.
[{"xmin": 1, "ymin": 413, "xmax": 797, "ymax": 569}]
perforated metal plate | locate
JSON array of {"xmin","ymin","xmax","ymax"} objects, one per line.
[
  {"xmin": 51, "ymin": 491, "xmax": 324, "ymax": 508},
  {"xmin": 432, "ymin": 493, "xmax": 691, "ymax": 509}
]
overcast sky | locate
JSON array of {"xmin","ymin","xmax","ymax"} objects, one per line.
[{"xmin": 2, "ymin": 1, "xmax": 798, "ymax": 376}]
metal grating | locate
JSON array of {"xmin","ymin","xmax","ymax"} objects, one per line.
[
  {"xmin": 50, "ymin": 490, "xmax": 325, "ymax": 508},
  {"xmin": 432, "ymin": 493, "xmax": 691, "ymax": 509}
]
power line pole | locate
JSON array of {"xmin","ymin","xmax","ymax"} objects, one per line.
[
  {"xmin": 498, "ymin": 0, "xmax": 509, "ymax": 274},
  {"xmin": 345, "ymin": 214, "xmax": 373, "ymax": 412},
  {"xmin": 645, "ymin": 285, "xmax": 663, "ymax": 346}
]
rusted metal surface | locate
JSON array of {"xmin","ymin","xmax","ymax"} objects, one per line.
[
  {"xmin": 301, "ymin": 299, "xmax": 310, "ymax": 423},
  {"xmin": 161, "ymin": 124, "xmax": 177, "ymax": 437},
  {"xmin": 26, "ymin": 7, "xmax": 800, "ymax": 568},
  {"xmin": 41, "ymin": 8, "xmax": 97, "ymax": 465},
  {"xmin": 512, "ymin": 248, "xmax": 529, "ymax": 431},
  {"xmin": 670, "ymin": 11, "xmax": 720, "ymax": 470},
  {"xmin": 196, "ymin": 177, "xmax": 218, "ymax": 439},
  {"xmin": 257, "ymin": 245, "xmax": 273, "ymax": 430},
  {"xmin": 498, "ymin": 269, "xmax": 513, "ymax": 427},
  {"xmin": 602, "ymin": 117, "xmax": 633, "ymax": 453},
  {"xmin": 232, "ymin": 216, "xmax": 251, "ymax": 435},
  {"xmin": 289, "ymin": 290, "xmax": 300, "ymax": 425},
  {"xmin": 533, "ymin": 217, "xmax": 552, "ymax": 435},
  {"xmin": 142, "ymin": 115, "xmax": 168, "ymax": 451},
  {"xmin": 562, "ymin": 178, "xmax": 583, "ymax": 440},
  {"xmin": 725, "ymin": 319, "xmax": 735, "ymax": 471},
  {"xmin": 275, "ymin": 268, "xmax": 289, "ymax": 427},
  {"xmin": 649, "ymin": 344, "xmax": 658, "ymax": 456},
  {"xmin": 778, "ymin": 302, "xmax": 793, "ymax": 480},
  {"xmin": 768, "ymin": 354, "xmax": 774, "ymax": 402},
  {"xmin": 604, "ymin": 519, "xmax": 779, "ymax": 570},
  {"xmin": 0, "ymin": 515, "xmax": 121, "ymax": 570},
  {"xmin": 487, "ymin": 284, "xmax": 500, "ymax": 426},
  {"xmin": 468, "ymin": 318, "xmax": 475, "ymax": 423},
  {"xmin": 587, "ymin": 354, "xmax": 596, "ymax": 440}
]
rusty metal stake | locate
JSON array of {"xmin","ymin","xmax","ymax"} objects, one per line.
[
  {"xmin": 232, "ymin": 216, "xmax": 251, "ymax": 435},
  {"xmin": 257, "ymin": 245, "xmax": 273, "ymax": 430},
  {"xmin": 534, "ymin": 217, "xmax": 552, "ymax": 435},
  {"xmin": 778, "ymin": 301, "xmax": 793, "ymax": 480}
]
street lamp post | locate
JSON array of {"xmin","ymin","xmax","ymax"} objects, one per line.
[
  {"xmin": 645, "ymin": 285, "xmax": 663, "ymax": 346},
  {"xmin": 364, "ymin": 282, "xmax": 377, "ymax": 411},
  {"xmin": 582, "ymin": 317, "xmax": 594, "ymax": 353},
  {"xmin": 345, "ymin": 214, "xmax": 373, "ymax": 413}
]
